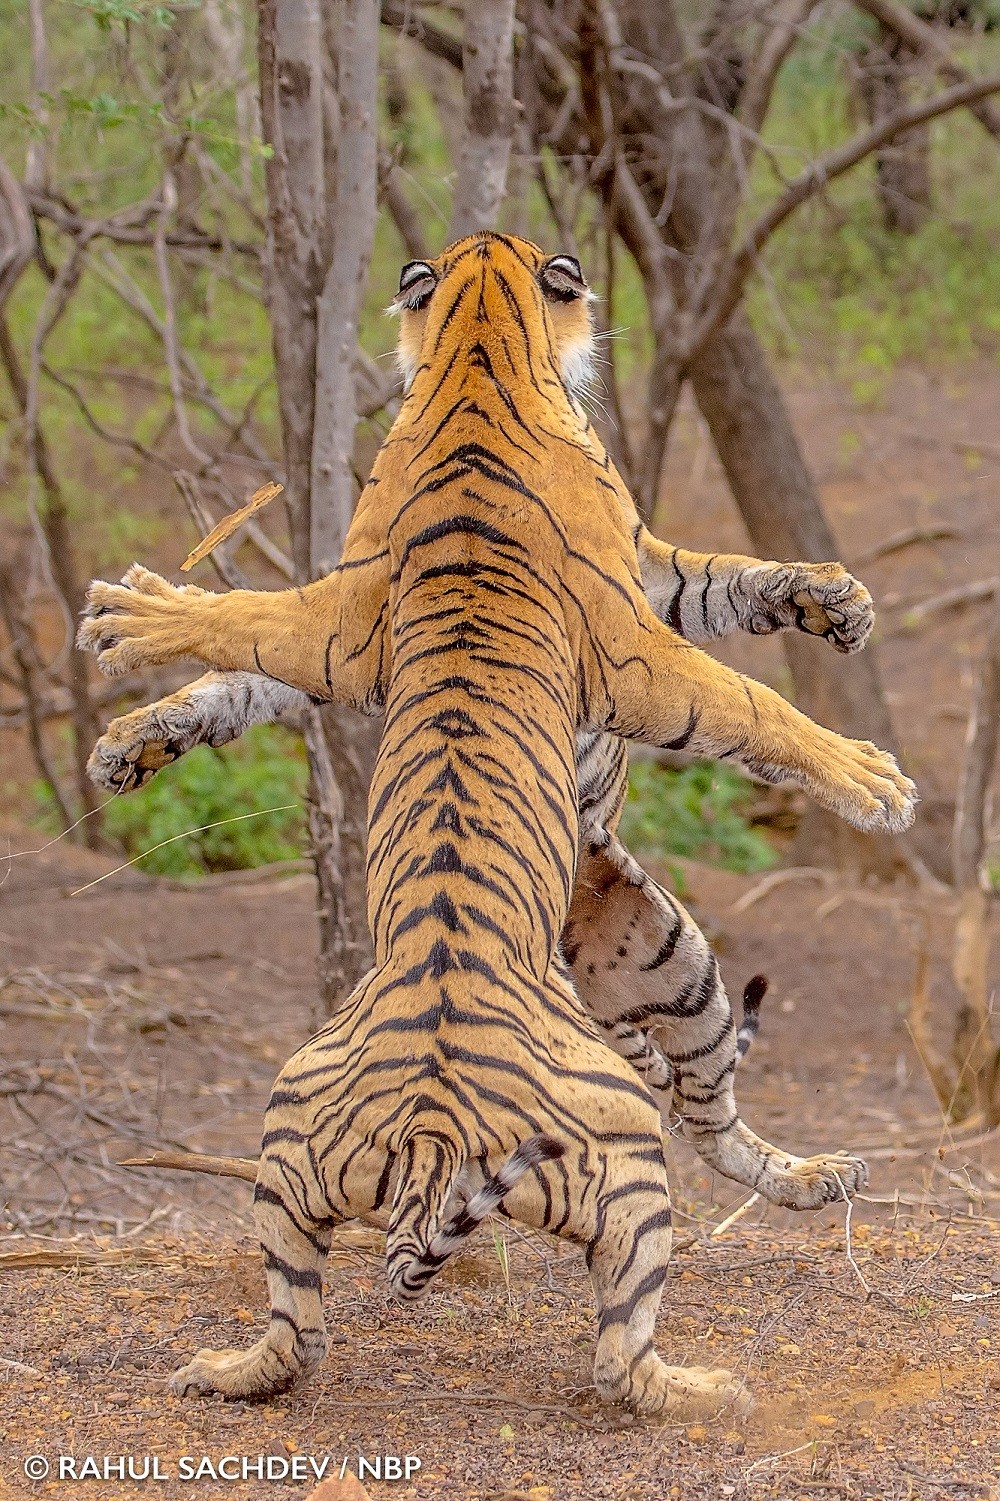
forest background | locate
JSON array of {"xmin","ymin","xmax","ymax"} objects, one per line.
[{"xmin": 2, "ymin": 0, "xmax": 1000, "ymax": 1119}]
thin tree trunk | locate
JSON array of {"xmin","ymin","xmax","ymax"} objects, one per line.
[
  {"xmin": 258, "ymin": 0, "xmax": 379, "ymax": 1013},
  {"xmin": 449, "ymin": 0, "xmax": 517, "ymax": 238},
  {"xmin": 951, "ymin": 616, "xmax": 1000, "ymax": 1122},
  {"xmin": 258, "ymin": 0, "xmax": 326, "ymax": 579},
  {"xmin": 0, "ymin": 558, "xmax": 76, "ymax": 831},
  {"xmin": 856, "ymin": 27, "xmax": 932, "ymax": 235},
  {"xmin": 688, "ymin": 309, "xmax": 906, "ymax": 874},
  {"xmin": 310, "ymin": 0, "xmax": 379, "ymax": 577},
  {"xmin": 0, "ymin": 314, "xmax": 102, "ymax": 844}
]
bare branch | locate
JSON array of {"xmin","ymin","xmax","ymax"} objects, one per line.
[
  {"xmin": 901, "ymin": 578, "xmax": 999, "ymax": 628},
  {"xmin": 172, "ymin": 471, "xmax": 254, "ymax": 591},
  {"xmin": 378, "ymin": 143, "xmax": 429, "ymax": 260},
  {"xmin": 380, "ymin": 1, "xmax": 464, "ymax": 71},
  {"xmin": 697, "ymin": 69, "xmax": 1000, "ymax": 352},
  {"xmin": 25, "ymin": 188, "xmax": 261, "ymax": 259},
  {"xmin": 739, "ymin": 0, "xmax": 818, "ymax": 139},
  {"xmin": 854, "ymin": 0, "xmax": 1000, "ymax": 144},
  {"xmin": 40, "ymin": 361, "xmax": 174, "ymax": 470},
  {"xmin": 92, "ymin": 250, "xmax": 279, "ymax": 475},
  {"xmin": 154, "ymin": 174, "xmax": 216, "ymax": 471}
]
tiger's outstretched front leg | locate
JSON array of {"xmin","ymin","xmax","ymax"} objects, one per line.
[
  {"xmin": 597, "ymin": 611, "xmax": 917, "ymax": 834},
  {"xmin": 87, "ymin": 672, "xmax": 309, "ymax": 793},
  {"xmin": 77, "ymin": 560, "xmax": 388, "ymax": 713},
  {"xmin": 637, "ymin": 535, "xmax": 874, "ymax": 656}
]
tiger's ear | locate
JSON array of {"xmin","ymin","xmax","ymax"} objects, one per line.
[{"xmin": 388, "ymin": 260, "xmax": 437, "ymax": 314}]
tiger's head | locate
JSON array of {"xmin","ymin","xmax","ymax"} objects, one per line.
[{"xmin": 389, "ymin": 233, "xmax": 596, "ymax": 404}]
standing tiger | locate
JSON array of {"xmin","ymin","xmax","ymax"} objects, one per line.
[
  {"xmin": 87, "ymin": 290, "xmax": 878, "ymax": 1213},
  {"xmin": 79, "ymin": 235, "xmax": 914, "ymax": 1414}
]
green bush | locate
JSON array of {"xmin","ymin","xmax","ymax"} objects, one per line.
[
  {"xmin": 617, "ymin": 761, "xmax": 778, "ymax": 875},
  {"xmin": 99, "ymin": 724, "xmax": 308, "ymax": 877}
]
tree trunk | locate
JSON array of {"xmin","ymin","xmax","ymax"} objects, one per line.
[
  {"xmin": 258, "ymin": 0, "xmax": 379, "ymax": 1013},
  {"xmin": 688, "ymin": 310, "xmax": 906, "ymax": 874},
  {"xmin": 0, "ymin": 553, "xmax": 76, "ymax": 832},
  {"xmin": 449, "ymin": 0, "xmax": 517, "ymax": 239},
  {"xmin": 950, "ymin": 615, "xmax": 1000, "ymax": 1122},
  {"xmin": 856, "ymin": 27, "xmax": 933, "ymax": 235},
  {"xmin": 310, "ymin": 0, "xmax": 379, "ymax": 578},
  {"xmin": 0, "ymin": 314, "xmax": 103, "ymax": 845}
]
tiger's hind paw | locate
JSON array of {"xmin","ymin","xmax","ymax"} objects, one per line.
[
  {"xmin": 170, "ymin": 1344, "xmax": 295, "ymax": 1401},
  {"xmin": 596, "ymin": 1348, "xmax": 751, "ymax": 1420}
]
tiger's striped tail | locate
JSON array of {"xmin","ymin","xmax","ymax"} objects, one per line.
[
  {"xmin": 387, "ymin": 1135, "xmax": 565, "ymax": 1301},
  {"xmin": 736, "ymin": 975, "xmax": 768, "ymax": 1060}
]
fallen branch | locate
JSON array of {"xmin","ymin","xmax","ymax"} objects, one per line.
[
  {"xmin": 710, "ymin": 1192, "xmax": 761, "ymax": 1238},
  {"xmin": 901, "ymin": 577, "xmax": 999, "ymax": 627},
  {"xmin": 730, "ymin": 867, "xmax": 830, "ymax": 913},
  {"xmin": 120, "ymin": 1149, "xmax": 259, "ymax": 1182},
  {"xmin": 857, "ymin": 524, "xmax": 960, "ymax": 564}
]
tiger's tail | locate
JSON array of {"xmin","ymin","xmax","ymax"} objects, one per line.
[
  {"xmin": 736, "ymin": 974, "xmax": 768, "ymax": 1060},
  {"xmin": 386, "ymin": 1133, "xmax": 564, "ymax": 1301}
]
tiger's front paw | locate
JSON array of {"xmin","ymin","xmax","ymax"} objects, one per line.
[
  {"xmin": 762, "ymin": 562, "xmax": 874, "ymax": 654},
  {"xmin": 805, "ymin": 735, "xmax": 917, "ymax": 834},
  {"xmin": 78, "ymin": 565, "xmax": 207, "ymax": 677},
  {"xmin": 88, "ymin": 700, "xmax": 202, "ymax": 792},
  {"xmin": 765, "ymin": 1151, "xmax": 868, "ymax": 1211}
]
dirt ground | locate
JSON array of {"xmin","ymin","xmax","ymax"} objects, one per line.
[
  {"xmin": 2, "ymin": 362, "xmax": 1000, "ymax": 1498},
  {"xmin": 1, "ymin": 833, "xmax": 999, "ymax": 1501}
]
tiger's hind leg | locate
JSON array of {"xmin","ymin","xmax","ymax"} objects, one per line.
[
  {"xmin": 582, "ymin": 1146, "xmax": 746, "ymax": 1418},
  {"xmin": 166, "ymin": 1128, "xmax": 378, "ymax": 1404},
  {"xmin": 171, "ymin": 1149, "xmax": 339, "ymax": 1399},
  {"xmin": 564, "ymin": 834, "xmax": 867, "ymax": 1210}
]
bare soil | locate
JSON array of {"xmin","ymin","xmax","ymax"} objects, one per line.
[
  {"xmin": 2, "ymin": 362, "xmax": 1000, "ymax": 1498},
  {"xmin": 1, "ymin": 833, "xmax": 998, "ymax": 1501}
]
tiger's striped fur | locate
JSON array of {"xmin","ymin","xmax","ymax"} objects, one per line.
[
  {"xmin": 80, "ymin": 235, "xmax": 914, "ymax": 1412},
  {"xmin": 84, "ymin": 561, "xmax": 876, "ymax": 1209},
  {"xmin": 84, "ymin": 517, "xmax": 876, "ymax": 1208}
]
